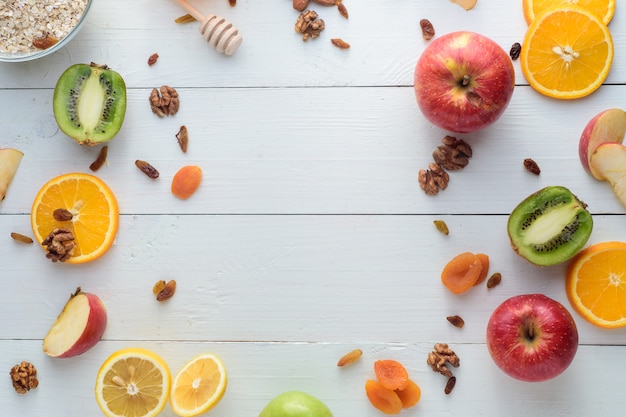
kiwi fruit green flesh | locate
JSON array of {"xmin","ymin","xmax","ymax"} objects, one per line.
[
  {"xmin": 507, "ymin": 186, "xmax": 593, "ymax": 266},
  {"xmin": 53, "ymin": 63, "xmax": 127, "ymax": 146}
]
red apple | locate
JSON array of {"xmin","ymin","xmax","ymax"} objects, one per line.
[
  {"xmin": 43, "ymin": 287, "xmax": 107, "ymax": 358},
  {"xmin": 414, "ymin": 31, "xmax": 515, "ymax": 133},
  {"xmin": 486, "ymin": 294, "xmax": 578, "ymax": 382},
  {"xmin": 578, "ymin": 108, "xmax": 626, "ymax": 178}
]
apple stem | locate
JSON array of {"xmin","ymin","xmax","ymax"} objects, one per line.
[{"xmin": 462, "ymin": 75, "xmax": 470, "ymax": 86}]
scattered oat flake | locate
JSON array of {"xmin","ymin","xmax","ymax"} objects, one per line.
[
  {"xmin": 337, "ymin": 349, "xmax": 363, "ymax": 366},
  {"xmin": 433, "ymin": 220, "xmax": 449, "ymax": 235}
]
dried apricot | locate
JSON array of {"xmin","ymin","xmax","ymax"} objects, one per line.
[
  {"xmin": 395, "ymin": 379, "xmax": 421, "ymax": 408},
  {"xmin": 171, "ymin": 165, "xmax": 202, "ymax": 200},
  {"xmin": 365, "ymin": 380, "xmax": 402, "ymax": 415},
  {"xmin": 374, "ymin": 359, "xmax": 409, "ymax": 391},
  {"xmin": 441, "ymin": 252, "xmax": 484, "ymax": 294},
  {"xmin": 472, "ymin": 253, "xmax": 490, "ymax": 286}
]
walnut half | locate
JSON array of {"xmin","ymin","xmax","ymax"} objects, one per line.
[{"xmin": 10, "ymin": 361, "xmax": 38, "ymax": 394}]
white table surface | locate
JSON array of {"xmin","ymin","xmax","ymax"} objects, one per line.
[{"xmin": 2, "ymin": 0, "xmax": 626, "ymax": 416}]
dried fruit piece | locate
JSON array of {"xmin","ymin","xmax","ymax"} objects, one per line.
[
  {"xmin": 293, "ymin": 0, "xmax": 310, "ymax": 11},
  {"xmin": 135, "ymin": 160, "xmax": 160, "ymax": 179},
  {"xmin": 446, "ymin": 315, "xmax": 465, "ymax": 328},
  {"xmin": 176, "ymin": 125, "xmax": 189, "ymax": 153},
  {"xmin": 53, "ymin": 208, "xmax": 74, "ymax": 221},
  {"xmin": 433, "ymin": 220, "xmax": 449, "ymax": 235},
  {"xmin": 229, "ymin": 0, "xmax": 236, "ymax": 6},
  {"xmin": 444, "ymin": 376, "xmax": 456, "ymax": 395},
  {"xmin": 10, "ymin": 232, "xmax": 33, "ymax": 244},
  {"xmin": 171, "ymin": 165, "xmax": 202, "ymax": 200},
  {"xmin": 374, "ymin": 360, "xmax": 409, "ymax": 391},
  {"xmin": 510, "ymin": 42, "xmax": 521, "ymax": 60},
  {"xmin": 32, "ymin": 34, "xmax": 58, "ymax": 50},
  {"xmin": 153, "ymin": 280, "xmax": 167, "ymax": 295},
  {"xmin": 312, "ymin": 0, "xmax": 337, "ymax": 5},
  {"xmin": 441, "ymin": 252, "xmax": 484, "ymax": 294},
  {"xmin": 337, "ymin": 349, "xmax": 362, "ymax": 366},
  {"xmin": 175, "ymin": 13, "xmax": 196, "ymax": 23},
  {"xmin": 420, "ymin": 19, "xmax": 435, "ymax": 40},
  {"xmin": 365, "ymin": 380, "xmax": 403, "ymax": 415},
  {"xmin": 486, "ymin": 272, "xmax": 502, "ymax": 289},
  {"xmin": 156, "ymin": 280, "xmax": 176, "ymax": 301},
  {"xmin": 523, "ymin": 158, "xmax": 541, "ymax": 175},
  {"xmin": 394, "ymin": 379, "xmax": 421, "ymax": 408},
  {"xmin": 89, "ymin": 145, "xmax": 108, "ymax": 172},
  {"xmin": 472, "ymin": 253, "xmax": 490, "ymax": 286},
  {"xmin": 148, "ymin": 53, "xmax": 159, "ymax": 66},
  {"xmin": 337, "ymin": 1, "xmax": 349, "ymax": 18},
  {"xmin": 331, "ymin": 38, "xmax": 350, "ymax": 49}
]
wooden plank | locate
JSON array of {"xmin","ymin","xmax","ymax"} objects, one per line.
[
  {"xmin": 1, "ymin": 86, "xmax": 625, "ymax": 215},
  {"xmin": 0, "ymin": 0, "xmax": 624, "ymax": 88},
  {"xmin": 1, "ymin": 340, "xmax": 625, "ymax": 416},
  {"xmin": 2, "ymin": 214, "xmax": 624, "ymax": 345}
]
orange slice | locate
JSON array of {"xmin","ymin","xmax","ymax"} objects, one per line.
[
  {"xmin": 566, "ymin": 241, "xmax": 626, "ymax": 328},
  {"xmin": 170, "ymin": 353, "xmax": 228, "ymax": 417},
  {"xmin": 520, "ymin": 5, "xmax": 614, "ymax": 100},
  {"xmin": 31, "ymin": 172, "xmax": 119, "ymax": 264},
  {"xmin": 95, "ymin": 347, "xmax": 172, "ymax": 417},
  {"xmin": 522, "ymin": 0, "xmax": 615, "ymax": 25}
]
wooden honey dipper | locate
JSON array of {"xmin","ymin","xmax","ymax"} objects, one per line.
[{"xmin": 174, "ymin": 0, "xmax": 243, "ymax": 56}]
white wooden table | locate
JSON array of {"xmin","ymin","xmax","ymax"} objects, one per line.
[{"xmin": 2, "ymin": 1, "xmax": 626, "ymax": 416}]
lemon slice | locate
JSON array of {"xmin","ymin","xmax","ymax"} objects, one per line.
[
  {"xmin": 170, "ymin": 353, "xmax": 228, "ymax": 417},
  {"xmin": 95, "ymin": 348, "xmax": 171, "ymax": 417}
]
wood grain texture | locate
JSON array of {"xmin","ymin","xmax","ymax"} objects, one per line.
[{"xmin": 1, "ymin": 0, "xmax": 625, "ymax": 416}]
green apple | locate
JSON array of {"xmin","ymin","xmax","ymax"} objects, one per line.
[{"xmin": 258, "ymin": 391, "xmax": 334, "ymax": 417}]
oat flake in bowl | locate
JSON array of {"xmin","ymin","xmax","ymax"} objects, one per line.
[{"xmin": 0, "ymin": 0, "xmax": 91, "ymax": 62}]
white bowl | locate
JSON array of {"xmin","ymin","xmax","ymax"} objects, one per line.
[{"xmin": 0, "ymin": 0, "xmax": 93, "ymax": 63}]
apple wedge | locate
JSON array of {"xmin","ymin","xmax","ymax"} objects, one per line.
[
  {"xmin": 43, "ymin": 287, "xmax": 107, "ymax": 358},
  {"xmin": 0, "ymin": 148, "xmax": 24, "ymax": 201},
  {"xmin": 578, "ymin": 108, "xmax": 626, "ymax": 179},
  {"xmin": 589, "ymin": 142, "xmax": 626, "ymax": 208}
]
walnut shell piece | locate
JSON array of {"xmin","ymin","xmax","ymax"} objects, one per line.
[
  {"xmin": 10, "ymin": 361, "xmax": 38, "ymax": 394},
  {"xmin": 295, "ymin": 10, "xmax": 325, "ymax": 41}
]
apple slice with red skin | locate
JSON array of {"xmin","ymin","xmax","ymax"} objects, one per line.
[
  {"xmin": 588, "ymin": 142, "xmax": 626, "ymax": 208},
  {"xmin": 578, "ymin": 108, "xmax": 626, "ymax": 179},
  {"xmin": 43, "ymin": 287, "xmax": 107, "ymax": 358},
  {"xmin": 486, "ymin": 294, "xmax": 578, "ymax": 382}
]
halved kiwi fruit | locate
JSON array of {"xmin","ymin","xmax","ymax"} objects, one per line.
[
  {"xmin": 507, "ymin": 186, "xmax": 593, "ymax": 266},
  {"xmin": 53, "ymin": 63, "xmax": 126, "ymax": 146}
]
